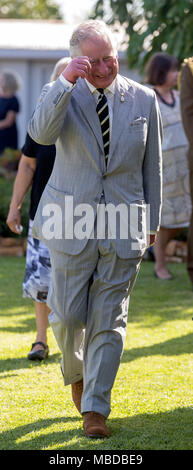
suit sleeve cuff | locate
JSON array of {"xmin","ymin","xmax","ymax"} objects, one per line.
[{"xmin": 59, "ymin": 74, "xmax": 75, "ymax": 91}]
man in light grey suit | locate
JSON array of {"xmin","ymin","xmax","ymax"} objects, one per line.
[{"xmin": 28, "ymin": 20, "xmax": 162, "ymax": 438}]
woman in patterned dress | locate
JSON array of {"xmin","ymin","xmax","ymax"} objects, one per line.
[{"xmin": 145, "ymin": 53, "xmax": 191, "ymax": 279}]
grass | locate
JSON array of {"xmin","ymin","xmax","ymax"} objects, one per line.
[{"xmin": 0, "ymin": 256, "xmax": 193, "ymax": 451}]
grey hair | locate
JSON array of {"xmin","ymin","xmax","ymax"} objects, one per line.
[
  {"xmin": 0, "ymin": 70, "xmax": 20, "ymax": 94},
  {"xmin": 70, "ymin": 20, "xmax": 117, "ymax": 57},
  {"xmin": 50, "ymin": 57, "xmax": 71, "ymax": 81}
]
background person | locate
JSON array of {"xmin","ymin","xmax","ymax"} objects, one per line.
[
  {"xmin": 180, "ymin": 57, "xmax": 193, "ymax": 286},
  {"xmin": 145, "ymin": 52, "xmax": 191, "ymax": 280},
  {"xmin": 0, "ymin": 70, "xmax": 20, "ymax": 155},
  {"xmin": 6, "ymin": 58, "xmax": 70, "ymax": 361}
]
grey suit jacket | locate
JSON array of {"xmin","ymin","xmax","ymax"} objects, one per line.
[{"xmin": 28, "ymin": 73, "xmax": 162, "ymax": 259}]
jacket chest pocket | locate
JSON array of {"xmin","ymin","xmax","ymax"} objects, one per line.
[
  {"xmin": 124, "ymin": 119, "xmax": 148, "ymax": 154},
  {"xmin": 129, "ymin": 118, "xmax": 147, "ymax": 141}
]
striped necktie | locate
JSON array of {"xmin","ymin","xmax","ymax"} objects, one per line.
[{"xmin": 96, "ymin": 88, "xmax": 110, "ymax": 167}]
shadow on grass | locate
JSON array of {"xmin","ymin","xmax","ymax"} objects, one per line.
[
  {"xmin": 0, "ymin": 316, "xmax": 37, "ymax": 334},
  {"xmin": 122, "ymin": 332, "xmax": 193, "ymax": 363},
  {"xmin": 0, "ymin": 353, "xmax": 61, "ymax": 374},
  {"xmin": 0, "ymin": 333, "xmax": 192, "ymax": 374},
  {"xmin": 1, "ymin": 407, "xmax": 193, "ymax": 450}
]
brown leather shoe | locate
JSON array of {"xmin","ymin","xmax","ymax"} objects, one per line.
[
  {"xmin": 71, "ymin": 379, "xmax": 83, "ymax": 413},
  {"xmin": 83, "ymin": 412, "xmax": 110, "ymax": 438}
]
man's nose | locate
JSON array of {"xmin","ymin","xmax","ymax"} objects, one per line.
[{"xmin": 97, "ymin": 60, "xmax": 108, "ymax": 75}]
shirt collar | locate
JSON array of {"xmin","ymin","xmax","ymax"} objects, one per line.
[{"xmin": 85, "ymin": 78, "xmax": 116, "ymax": 95}]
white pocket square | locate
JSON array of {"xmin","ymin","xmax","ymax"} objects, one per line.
[{"xmin": 131, "ymin": 117, "xmax": 147, "ymax": 126}]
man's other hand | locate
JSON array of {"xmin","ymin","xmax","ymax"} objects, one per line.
[{"xmin": 147, "ymin": 234, "xmax": 157, "ymax": 247}]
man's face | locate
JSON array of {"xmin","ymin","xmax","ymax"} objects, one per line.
[{"xmin": 80, "ymin": 36, "xmax": 118, "ymax": 89}]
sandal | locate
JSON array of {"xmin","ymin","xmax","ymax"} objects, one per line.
[{"xmin": 28, "ymin": 341, "xmax": 49, "ymax": 361}]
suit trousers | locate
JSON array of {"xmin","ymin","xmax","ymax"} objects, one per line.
[{"xmin": 48, "ymin": 237, "xmax": 141, "ymax": 418}]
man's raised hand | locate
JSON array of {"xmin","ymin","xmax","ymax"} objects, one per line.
[{"xmin": 62, "ymin": 57, "xmax": 91, "ymax": 84}]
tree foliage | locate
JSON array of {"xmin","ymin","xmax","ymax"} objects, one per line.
[
  {"xmin": 93, "ymin": 0, "xmax": 193, "ymax": 71},
  {"xmin": 0, "ymin": 0, "xmax": 62, "ymax": 20}
]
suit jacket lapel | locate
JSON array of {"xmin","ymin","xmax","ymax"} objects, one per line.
[
  {"xmin": 108, "ymin": 75, "xmax": 134, "ymax": 164},
  {"xmin": 72, "ymin": 78, "xmax": 104, "ymax": 154}
]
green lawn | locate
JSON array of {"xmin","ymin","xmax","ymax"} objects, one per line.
[{"xmin": 0, "ymin": 256, "xmax": 193, "ymax": 450}]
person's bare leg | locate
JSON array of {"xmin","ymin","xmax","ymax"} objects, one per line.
[
  {"xmin": 154, "ymin": 227, "xmax": 179, "ymax": 279},
  {"xmin": 31, "ymin": 301, "xmax": 50, "ymax": 352}
]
